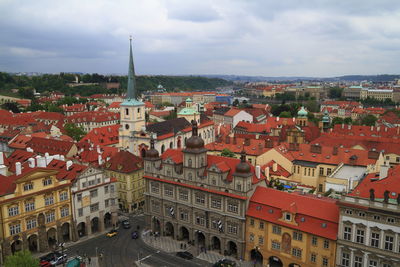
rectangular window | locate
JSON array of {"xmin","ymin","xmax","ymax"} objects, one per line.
[
  {"xmin": 258, "ymin": 236, "xmax": 263, "ymax": 245},
  {"xmin": 104, "ymin": 186, "xmax": 109, "ymax": 194},
  {"xmin": 227, "ymin": 202, "xmax": 238, "ymax": 213},
  {"xmin": 90, "ymin": 203, "xmax": 99, "ymax": 212},
  {"xmin": 151, "ymin": 182, "xmax": 159, "ymax": 193},
  {"xmin": 195, "ymin": 216, "xmax": 205, "ymax": 226},
  {"xmin": 9, "ymin": 224, "xmax": 21, "ymax": 235},
  {"xmin": 88, "ymin": 180, "xmax": 95, "ymax": 186},
  {"xmin": 151, "ymin": 201, "xmax": 160, "ymax": 213},
  {"xmin": 43, "ymin": 178, "xmax": 52, "ymax": 186},
  {"xmin": 271, "ymin": 241, "xmax": 280, "ymax": 250},
  {"xmin": 45, "ymin": 195, "xmax": 54, "ymax": 206},
  {"xmin": 311, "ymin": 236, "xmax": 318, "ymax": 246},
  {"xmin": 60, "ymin": 207, "xmax": 69, "ymax": 217},
  {"xmin": 319, "ymin": 167, "xmax": 324, "ymax": 176},
  {"xmin": 180, "ymin": 211, "xmax": 188, "ymax": 221},
  {"xmin": 250, "ymin": 218, "xmax": 254, "ymax": 226},
  {"xmin": 370, "ymin": 232, "xmax": 380, "ymax": 248},
  {"xmin": 164, "ymin": 186, "xmax": 173, "ymax": 197},
  {"xmin": 384, "ymin": 235, "xmax": 394, "ymax": 251},
  {"xmin": 356, "ymin": 229, "xmax": 365, "ymax": 244},
  {"xmin": 354, "ymin": 256, "xmax": 363, "ymax": 267},
  {"xmin": 322, "ymin": 257, "xmax": 328, "ymax": 267},
  {"xmin": 90, "ymin": 189, "xmax": 98, "ymax": 198},
  {"xmin": 293, "ymin": 231, "xmax": 303, "ymax": 241},
  {"xmin": 23, "ymin": 183, "xmax": 33, "ymax": 191},
  {"xmin": 105, "ymin": 199, "xmax": 109, "ymax": 207},
  {"xmin": 195, "ymin": 194, "xmax": 205, "ymax": 205},
  {"xmin": 25, "ymin": 202, "xmax": 35, "ymax": 212},
  {"xmin": 327, "ymin": 168, "xmax": 332, "ymax": 175},
  {"xmin": 272, "ymin": 225, "xmax": 281, "ymax": 235},
  {"xmin": 323, "ymin": 239, "xmax": 329, "ymax": 249},
  {"xmin": 26, "ymin": 218, "xmax": 37, "ymax": 230},
  {"xmin": 78, "ymin": 208, "xmax": 83, "ymax": 217},
  {"xmin": 77, "ymin": 193, "xmax": 82, "ymax": 202},
  {"xmin": 59, "ymin": 191, "xmax": 68, "ymax": 201},
  {"xmin": 8, "ymin": 206, "xmax": 19, "ymax": 217},
  {"xmin": 211, "ymin": 198, "xmax": 221, "ymax": 209},
  {"xmin": 227, "ymin": 223, "xmax": 238, "ymax": 235},
  {"xmin": 179, "ymin": 190, "xmax": 189, "ymax": 201},
  {"xmin": 45, "ymin": 212, "xmax": 55, "ymax": 223},
  {"xmin": 344, "ymin": 226, "xmax": 352, "ymax": 241},
  {"xmin": 259, "ymin": 222, "xmax": 264, "ymax": 230},
  {"xmin": 311, "ymin": 253, "xmax": 316, "ymax": 263},
  {"xmin": 292, "ymin": 248, "xmax": 302, "ymax": 258},
  {"xmin": 369, "ymin": 260, "xmax": 378, "ymax": 267},
  {"xmin": 110, "ymin": 184, "xmax": 115, "ymax": 193}
]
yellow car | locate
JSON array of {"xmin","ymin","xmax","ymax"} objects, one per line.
[{"xmin": 106, "ymin": 230, "xmax": 118, "ymax": 237}]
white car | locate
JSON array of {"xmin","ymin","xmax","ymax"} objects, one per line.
[{"xmin": 50, "ymin": 254, "xmax": 67, "ymax": 266}]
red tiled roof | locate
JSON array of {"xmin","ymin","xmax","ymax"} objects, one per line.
[
  {"xmin": 224, "ymin": 108, "xmax": 242, "ymax": 117},
  {"xmin": 261, "ymin": 160, "xmax": 291, "ymax": 178},
  {"xmin": 103, "ymin": 150, "xmax": 143, "ymax": 173},
  {"xmin": 275, "ymin": 143, "xmax": 378, "ymax": 166},
  {"xmin": 65, "ymin": 111, "xmax": 119, "ymax": 123},
  {"xmin": 235, "ymin": 121, "xmax": 268, "ymax": 133},
  {"xmin": 332, "ymin": 124, "xmax": 399, "ymax": 138},
  {"xmin": 150, "ymin": 110, "xmax": 171, "ymax": 118},
  {"xmin": 108, "ymin": 102, "xmax": 121, "ymax": 109},
  {"xmin": 80, "ymin": 125, "xmax": 119, "ymax": 146},
  {"xmin": 349, "ymin": 165, "xmax": 400, "ymax": 200},
  {"xmin": 27, "ymin": 137, "xmax": 75, "ymax": 156},
  {"xmin": 62, "ymin": 104, "xmax": 86, "ymax": 112},
  {"xmin": 145, "ymin": 101, "xmax": 155, "ymax": 108},
  {"xmin": 205, "ymin": 137, "xmax": 269, "ymax": 156},
  {"xmin": 248, "ymin": 187, "xmax": 339, "ymax": 240}
]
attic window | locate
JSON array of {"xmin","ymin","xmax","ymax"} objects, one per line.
[
  {"xmin": 268, "ymin": 209, "xmax": 273, "ymax": 214},
  {"xmin": 256, "ymin": 206, "xmax": 261, "ymax": 211},
  {"xmin": 321, "ymin": 223, "xmax": 327, "ymax": 228},
  {"xmin": 300, "ymin": 217, "xmax": 305, "ymax": 222}
]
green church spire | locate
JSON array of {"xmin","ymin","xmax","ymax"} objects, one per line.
[{"xmin": 127, "ymin": 36, "xmax": 136, "ymax": 100}]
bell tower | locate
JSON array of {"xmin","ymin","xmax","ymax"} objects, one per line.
[{"xmin": 119, "ymin": 37, "xmax": 145, "ymax": 150}]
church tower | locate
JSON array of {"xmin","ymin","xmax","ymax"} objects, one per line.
[{"xmin": 119, "ymin": 37, "xmax": 146, "ymax": 150}]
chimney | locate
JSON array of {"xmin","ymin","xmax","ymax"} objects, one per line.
[
  {"xmin": 370, "ymin": 125, "xmax": 374, "ymax": 131},
  {"xmin": 368, "ymin": 148, "xmax": 379, "ymax": 159},
  {"xmin": 0, "ymin": 152, "xmax": 3, "ymax": 165},
  {"xmin": 273, "ymin": 162, "xmax": 278, "ymax": 172},
  {"xmin": 332, "ymin": 146, "xmax": 338, "ymax": 155},
  {"xmin": 66, "ymin": 160, "xmax": 73, "ymax": 171},
  {"xmin": 310, "ymin": 144, "xmax": 322, "ymax": 154},
  {"xmin": 60, "ymin": 155, "xmax": 65, "ymax": 161},
  {"xmin": 28, "ymin": 158, "xmax": 35, "ymax": 168},
  {"xmin": 265, "ymin": 167, "xmax": 270, "ymax": 180},
  {"xmin": 98, "ymin": 154, "xmax": 103, "ymax": 165},
  {"xmin": 36, "ymin": 156, "xmax": 46, "ymax": 168},
  {"xmin": 255, "ymin": 165, "xmax": 260, "ymax": 179},
  {"xmin": 97, "ymin": 145, "xmax": 101, "ymax": 154},
  {"xmin": 369, "ymin": 188, "xmax": 375, "ymax": 201},
  {"xmin": 15, "ymin": 162, "xmax": 22, "ymax": 176},
  {"xmin": 225, "ymin": 136, "xmax": 230, "ymax": 144}
]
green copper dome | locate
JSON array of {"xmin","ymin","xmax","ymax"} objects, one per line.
[
  {"xmin": 186, "ymin": 98, "xmax": 192, "ymax": 102},
  {"xmin": 297, "ymin": 106, "xmax": 308, "ymax": 117},
  {"xmin": 322, "ymin": 109, "xmax": 330, "ymax": 123}
]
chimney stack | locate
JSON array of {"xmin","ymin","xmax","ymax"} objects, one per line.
[
  {"xmin": 265, "ymin": 167, "xmax": 270, "ymax": 180},
  {"xmin": 310, "ymin": 144, "xmax": 322, "ymax": 154},
  {"xmin": 36, "ymin": 156, "xmax": 46, "ymax": 168},
  {"xmin": 15, "ymin": 162, "xmax": 22, "ymax": 176},
  {"xmin": 28, "ymin": 158, "xmax": 35, "ymax": 168},
  {"xmin": 66, "ymin": 160, "xmax": 73, "ymax": 171},
  {"xmin": 332, "ymin": 146, "xmax": 338, "ymax": 155},
  {"xmin": 368, "ymin": 148, "xmax": 379, "ymax": 159},
  {"xmin": 98, "ymin": 154, "xmax": 103, "ymax": 166},
  {"xmin": 273, "ymin": 162, "xmax": 278, "ymax": 172},
  {"xmin": 255, "ymin": 165, "xmax": 260, "ymax": 179}
]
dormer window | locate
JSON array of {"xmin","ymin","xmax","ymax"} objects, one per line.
[
  {"xmin": 285, "ymin": 212, "xmax": 292, "ymax": 221},
  {"xmin": 43, "ymin": 178, "xmax": 52, "ymax": 186},
  {"xmin": 23, "ymin": 183, "xmax": 33, "ymax": 191}
]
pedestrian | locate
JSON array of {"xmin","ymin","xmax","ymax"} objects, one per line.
[{"xmin": 88, "ymin": 257, "xmax": 91, "ymax": 264}]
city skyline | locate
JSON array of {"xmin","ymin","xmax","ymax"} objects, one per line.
[{"xmin": 1, "ymin": 0, "xmax": 400, "ymax": 77}]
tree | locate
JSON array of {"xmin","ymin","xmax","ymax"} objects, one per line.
[
  {"xmin": 329, "ymin": 87, "xmax": 343, "ymax": 99},
  {"xmin": 279, "ymin": 111, "xmax": 292, "ymax": 118},
  {"xmin": 361, "ymin": 114, "xmax": 377, "ymax": 126},
  {"xmin": 64, "ymin": 123, "xmax": 86, "ymax": 141},
  {"xmin": 1, "ymin": 102, "xmax": 20, "ymax": 113},
  {"xmin": 220, "ymin": 148, "xmax": 236, "ymax": 158},
  {"xmin": 232, "ymin": 99, "xmax": 239, "ymax": 107},
  {"xmin": 331, "ymin": 117, "xmax": 344, "ymax": 126},
  {"xmin": 18, "ymin": 87, "xmax": 35, "ymax": 99},
  {"xmin": 4, "ymin": 250, "xmax": 39, "ymax": 267},
  {"xmin": 305, "ymin": 100, "xmax": 319, "ymax": 113},
  {"xmin": 344, "ymin": 117, "xmax": 353, "ymax": 124}
]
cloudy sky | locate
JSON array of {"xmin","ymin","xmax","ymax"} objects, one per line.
[{"xmin": 1, "ymin": 0, "xmax": 400, "ymax": 77}]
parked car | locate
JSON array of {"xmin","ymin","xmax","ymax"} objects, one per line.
[
  {"xmin": 50, "ymin": 254, "xmax": 68, "ymax": 266},
  {"xmin": 176, "ymin": 251, "xmax": 194, "ymax": 260},
  {"xmin": 106, "ymin": 229, "xmax": 118, "ymax": 237},
  {"xmin": 212, "ymin": 258, "xmax": 237, "ymax": 267},
  {"xmin": 131, "ymin": 231, "xmax": 139, "ymax": 239},
  {"xmin": 40, "ymin": 252, "xmax": 66, "ymax": 264},
  {"xmin": 122, "ymin": 220, "xmax": 131, "ymax": 229}
]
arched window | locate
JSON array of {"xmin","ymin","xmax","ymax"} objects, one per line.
[
  {"xmin": 169, "ymin": 142, "xmax": 173, "ymax": 149},
  {"xmin": 188, "ymin": 173, "xmax": 193, "ymax": 180},
  {"xmin": 201, "ymin": 157, "xmax": 204, "ymax": 166},
  {"xmin": 125, "ymin": 124, "xmax": 129, "ymax": 130},
  {"xmin": 125, "ymin": 108, "xmax": 129, "ymax": 116},
  {"xmin": 199, "ymin": 133, "xmax": 202, "ymax": 138},
  {"xmin": 161, "ymin": 145, "xmax": 165, "ymax": 154},
  {"xmin": 188, "ymin": 158, "xmax": 192, "ymax": 167}
]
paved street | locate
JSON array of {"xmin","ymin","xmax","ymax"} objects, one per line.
[{"xmin": 65, "ymin": 214, "xmax": 211, "ymax": 267}]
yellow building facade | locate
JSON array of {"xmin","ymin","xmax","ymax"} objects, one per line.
[{"xmin": 0, "ymin": 168, "xmax": 73, "ymax": 261}]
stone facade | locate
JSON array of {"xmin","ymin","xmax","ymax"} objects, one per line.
[{"xmin": 336, "ymin": 195, "xmax": 400, "ymax": 267}]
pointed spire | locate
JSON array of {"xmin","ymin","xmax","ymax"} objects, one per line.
[{"xmin": 127, "ymin": 36, "xmax": 137, "ymax": 100}]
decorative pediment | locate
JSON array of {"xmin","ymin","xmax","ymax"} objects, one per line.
[{"xmin": 16, "ymin": 169, "xmax": 59, "ymax": 183}]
